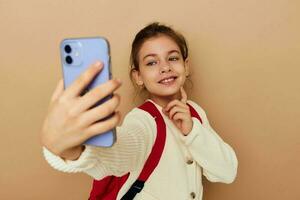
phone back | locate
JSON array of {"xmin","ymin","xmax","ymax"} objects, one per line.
[{"xmin": 60, "ymin": 37, "xmax": 116, "ymax": 147}]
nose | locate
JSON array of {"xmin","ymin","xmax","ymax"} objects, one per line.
[{"xmin": 159, "ymin": 61, "xmax": 171, "ymax": 74}]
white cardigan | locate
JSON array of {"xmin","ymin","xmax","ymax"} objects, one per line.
[{"xmin": 43, "ymin": 99, "xmax": 238, "ymax": 200}]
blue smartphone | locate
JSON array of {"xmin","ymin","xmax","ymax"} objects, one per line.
[{"xmin": 60, "ymin": 37, "xmax": 116, "ymax": 147}]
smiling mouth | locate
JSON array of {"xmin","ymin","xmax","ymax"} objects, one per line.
[{"xmin": 158, "ymin": 76, "xmax": 177, "ymax": 85}]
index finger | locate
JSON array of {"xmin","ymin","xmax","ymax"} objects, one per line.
[
  {"xmin": 180, "ymin": 87, "xmax": 187, "ymax": 104},
  {"xmin": 64, "ymin": 61, "xmax": 103, "ymax": 98}
]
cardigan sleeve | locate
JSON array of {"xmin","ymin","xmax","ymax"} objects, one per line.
[
  {"xmin": 180, "ymin": 101, "xmax": 238, "ymax": 184},
  {"xmin": 42, "ymin": 108, "xmax": 156, "ymax": 180}
]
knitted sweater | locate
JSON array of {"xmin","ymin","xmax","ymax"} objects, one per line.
[{"xmin": 43, "ymin": 99, "xmax": 238, "ymax": 200}]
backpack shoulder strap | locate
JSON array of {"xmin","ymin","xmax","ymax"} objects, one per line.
[
  {"xmin": 187, "ymin": 102, "xmax": 203, "ymax": 124},
  {"xmin": 121, "ymin": 101, "xmax": 167, "ymax": 200}
]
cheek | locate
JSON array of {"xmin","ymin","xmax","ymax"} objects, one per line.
[
  {"xmin": 141, "ymin": 70, "xmax": 157, "ymax": 84},
  {"xmin": 178, "ymin": 75, "xmax": 186, "ymax": 85},
  {"xmin": 173, "ymin": 63, "xmax": 186, "ymax": 75},
  {"xmin": 176, "ymin": 67, "xmax": 187, "ymax": 83}
]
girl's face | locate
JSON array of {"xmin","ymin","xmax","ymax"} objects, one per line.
[{"xmin": 132, "ymin": 35, "xmax": 189, "ymax": 101}]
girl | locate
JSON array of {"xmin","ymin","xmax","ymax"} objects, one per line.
[{"xmin": 40, "ymin": 22, "xmax": 238, "ymax": 200}]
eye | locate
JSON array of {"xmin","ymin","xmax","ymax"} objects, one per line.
[
  {"xmin": 169, "ymin": 56, "xmax": 179, "ymax": 61},
  {"xmin": 146, "ymin": 61, "xmax": 157, "ymax": 66}
]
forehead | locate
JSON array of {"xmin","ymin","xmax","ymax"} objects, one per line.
[{"xmin": 139, "ymin": 35, "xmax": 180, "ymax": 56}]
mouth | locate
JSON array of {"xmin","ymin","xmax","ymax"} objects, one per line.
[{"xmin": 158, "ymin": 76, "xmax": 178, "ymax": 85}]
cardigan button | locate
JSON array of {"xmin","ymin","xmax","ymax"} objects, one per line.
[
  {"xmin": 190, "ymin": 192, "xmax": 196, "ymax": 199},
  {"xmin": 186, "ymin": 159, "xmax": 194, "ymax": 165}
]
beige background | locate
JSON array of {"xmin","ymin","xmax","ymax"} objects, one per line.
[{"xmin": 0, "ymin": 0, "xmax": 299, "ymax": 199}]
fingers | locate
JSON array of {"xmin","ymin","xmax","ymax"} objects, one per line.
[
  {"xmin": 164, "ymin": 99, "xmax": 188, "ymax": 113},
  {"xmin": 163, "ymin": 94, "xmax": 190, "ymax": 121},
  {"xmin": 164, "ymin": 87, "xmax": 188, "ymax": 112},
  {"xmin": 64, "ymin": 62, "xmax": 103, "ymax": 99},
  {"xmin": 80, "ymin": 94, "xmax": 121, "ymax": 125},
  {"xmin": 50, "ymin": 79, "xmax": 64, "ymax": 102},
  {"xmin": 82, "ymin": 111, "xmax": 121, "ymax": 139},
  {"xmin": 167, "ymin": 106, "xmax": 188, "ymax": 120},
  {"xmin": 180, "ymin": 87, "xmax": 187, "ymax": 104},
  {"xmin": 77, "ymin": 79, "xmax": 122, "ymax": 113},
  {"xmin": 172, "ymin": 112, "xmax": 186, "ymax": 122}
]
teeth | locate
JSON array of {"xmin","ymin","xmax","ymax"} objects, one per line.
[{"xmin": 161, "ymin": 77, "xmax": 175, "ymax": 83}]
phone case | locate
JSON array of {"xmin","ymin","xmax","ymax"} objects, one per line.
[{"xmin": 60, "ymin": 37, "xmax": 116, "ymax": 147}]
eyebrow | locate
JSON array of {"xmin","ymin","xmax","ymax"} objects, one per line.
[{"xmin": 142, "ymin": 50, "xmax": 180, "ymax": 61}]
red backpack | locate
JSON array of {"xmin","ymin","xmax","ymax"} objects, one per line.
[{"xmin": 89, "ymin": 101, "xmax": 202, "ymax": 200}]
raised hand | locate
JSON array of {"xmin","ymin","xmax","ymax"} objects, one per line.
[
  {"xmin": 162, "ymin": 87, "xmax": 193, "ymax": 136},
  {"xmin": 40, "ymin": 61, "xmax": 122, "ymax": 160}
]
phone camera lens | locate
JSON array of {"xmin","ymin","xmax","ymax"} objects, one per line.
[
  {"xmin": 65, "ymin": 56, "xmax": 73, "ymax": 64},
  {"xmin": 64, "ymin": 45, "xmax": 72, "ymax": 53}
]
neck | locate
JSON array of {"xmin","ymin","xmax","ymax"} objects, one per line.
[{"xmin": 149, "ymin": 92, "xmax": 181, "ymax": 108}]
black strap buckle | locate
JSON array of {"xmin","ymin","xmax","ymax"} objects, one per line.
[
  {"xmin": 131, "ymin": 180, "xmax": 144, "ymax": 193},
  {"xmin": 121, "ymin": 180, "xmax": 145, "ymax": 200}
]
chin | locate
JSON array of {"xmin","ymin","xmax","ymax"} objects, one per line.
[{"xmin": 155, "ymin": 89, "xmax": 180, "ymax": 98}]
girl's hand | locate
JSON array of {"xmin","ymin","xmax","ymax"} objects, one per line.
[
  {"xmin": 40, "ymin": 61, "xmax": 122, "ymax": 160},
  {"xmin": 162, "ymin": 87, "xmax": 193, "ymax": 136}
]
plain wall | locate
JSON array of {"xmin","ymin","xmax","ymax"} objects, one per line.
[{"xmin": 0, "ymin": 0, "xmax": 299, "ymax": 199}]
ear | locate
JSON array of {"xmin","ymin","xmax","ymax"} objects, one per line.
[
  {"xmin": 184, "ymin": 58, "xmax": 190, "ymax": 77},
  {"xmin": 131, "ymin": 69, "xmax": 144, "ymax": 86}
]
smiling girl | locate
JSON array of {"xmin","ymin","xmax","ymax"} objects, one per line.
[{"xmin": 40, "ymin": 22, "xmax": 238, "ymax": 200}]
